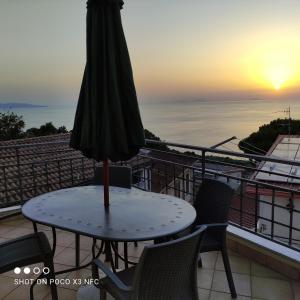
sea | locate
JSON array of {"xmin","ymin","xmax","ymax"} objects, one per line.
[{"xmin": 2, "ymin": 98, "xmax": 300, "ymax": 152}]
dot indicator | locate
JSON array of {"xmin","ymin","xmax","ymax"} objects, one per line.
[
  {"xmin": 24, "ymin": 267, "xmax": 30, "ymax": 274},
  {"xmin": 14, "ymin": 267, "xmax": 21, "ymax": 274},
  {"xmin": 33, "ymin": 267, "xmax": 40, "ymax": 275}
]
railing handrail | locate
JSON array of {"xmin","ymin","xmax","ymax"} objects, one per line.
[
  {"xmin": 145, "ymin": 139, "xmax": 300, "ymax": 167},
  {"xmin": 138, "ymin": 153, "xmax": 300, "ymax": 195},
  {"xmin": 1, "ymin": 137, "xmax": 300, "ymax": 167},
  {"xmin": 1, "ymin": 136, "xmax": 300, "ymax": 251}
]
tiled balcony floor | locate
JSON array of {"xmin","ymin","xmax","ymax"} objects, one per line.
[{"xmin": 0, "ymin": 215, "xmax": 299, "ymax": 300}]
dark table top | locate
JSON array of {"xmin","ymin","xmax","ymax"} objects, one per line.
[{"xmin": 22, "ymin": 186, "xmax": 196, "ymax": 242}]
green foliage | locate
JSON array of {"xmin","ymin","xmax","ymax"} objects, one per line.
[
  {"xmin": 0, "ymin": 112, "xmax": 25, "ymax": 141},
  {"xmin": 0, "ymin": 111, "xmax": 68, "ymax": 141},
  {"xmin": 26, "ymin": 122, "xmax": 68, "ymax": 137},
  {"xmin": 144, "ymin": 128, "xmax": 169, "ymax": 151},
  {"xmin": 238, "ymin": 118, "xmax": 300, "ymax": 154}
]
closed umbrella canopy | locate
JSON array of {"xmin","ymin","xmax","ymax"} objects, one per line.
[{"xmin": 70, "ymin": 0, "xmax": 145, "ymax": 163}]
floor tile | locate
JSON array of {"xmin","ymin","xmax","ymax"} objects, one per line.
[
  {"xmin": 53, "ymin": 245, "xmax": 67, "ymax": 257},
  {"xmin": 0, "ymin": 276, "xmax": 19, "ymax": 299},
  {"xmin": 1, "ymin": 215, "xmax": 299, "ymax": 300},
  {"xmin": 36, "ymin": 224, "xmax": 52, "ymax": 231},
  {"xmin": 251, "ymin": 276, "xmax": 293, "ymax": 300},
  {"xmin": 1, "ymin": 227, "xmax": 34, "ymax": 239},
  {"xmin": 0, "ymin": 225, "xmax": 17, "ymax": 236},
  {"xmin": 54, "ymin": 263, "xmax": 74, "ymax": 275},
  {"xmin": 209, "ymin": 290, "xmax": 250, "ymax": 300},
  {"xmin": 200, "ymin": 252, "xmax": 218, "ymax": 269},
  {"xmin": 1, "ymin": 218, "xmax": 27, "ymax": 227},
  {"xmin": 20, "ymin": 220, "xmax": 39, "ymax": 230},
  {"xmin": 215, "ymin": 253, "xmax": 251, "ymax": 275},
  {"xmin": 292, "ymin": 281, "xmax": 300, "ymax": 300},
  {"xmin": 198, "ymin": 288, "xmax": 210, "ymax": 300},
  {"xmin": 251, "ymin": 262, "xmax": 287, "ymax": 280},
  {"xmin": 43, "ymin": 287, "xmax": 77, "ymax": 300},
  {"xmin": 212, "ymin": 271, "xmax": 251, "ymax": 297},
  {"xmin": 64, "ymin": 268, "xmax": 93, "ymax": 290},
  {"xmin": 54, "ymin": 247, "xmax": 90, "ymax": 266},
  {"xmin": 3, "ymin": 283, "xmax": 50, "ymax": 300},
  {"xmin": 69, "ymin": 235, "xmax": 94, "ymax": 251},
  {"xmin": 197, "ymin": 268, "xmax": 214, "ymax": 290},
  {"xmin": 76, "ymin": 284, "xmax": 116, "ymax": 299},
  {"xmin": 56, "ymin": 231, "xmax": 75, "ymax": 247}
]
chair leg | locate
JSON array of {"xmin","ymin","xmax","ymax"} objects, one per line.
[
  {"xmin": 124, "ymin": 242, "xmax": 129, "ymax": 269},
  {"xmin": 51, "ymin": 227, "xmax": 57, "ymax": 256},
  {"xmin": 197, "ymin": 254, "xmax": 203, "ymax": 268},
  {"xmin": 75, "ymin": 233, "xmax": 80, "ymax": 267},
  {"xmin": 32, "ymin": 222, "xmax": 38, "ymax": 233},
  {"xmin": 30, "ymin": 282, "xmax": 35, "ymax": 300},
  {"xmin": 45, "ymin": 255, "xmax": 58, "ymax": 300},
  {"xmin": 221, "ymin": 249, "xmax": 237, "ymax": 299},
  {"xmin": 114, "ymin": 242, "xmax": 119, "ymax": 269}
]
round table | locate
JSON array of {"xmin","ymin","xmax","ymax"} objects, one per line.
[
  {"xmin": 22, "ymin": 186, "xmax": 196, "ymax": 299},
  {"xmin": 22, "ymin": 185, "xmax": 196, "ymax": 242}
]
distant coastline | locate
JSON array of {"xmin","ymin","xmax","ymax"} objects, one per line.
[{"xmin": 0, "ymin": 102, "xmax": 48, "ymax": 109}]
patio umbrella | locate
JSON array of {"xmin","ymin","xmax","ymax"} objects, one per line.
[{"xmin": 70, "ymin": 0, "xmax": 145, "ymax": 208}]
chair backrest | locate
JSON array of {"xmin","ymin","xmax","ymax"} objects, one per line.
[
  {"xmin": 194, "ymin": 178, "xmax": 234, "ymax": 225},
  {"xmin": 93, "ymin": 166, "xmax": 132, "ymax": 188},
  {"xmin": 131, "ymin": 226, "xmax": 206, "ymax": 300}
]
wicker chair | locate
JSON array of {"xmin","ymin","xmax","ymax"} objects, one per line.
[
  {"xmin": 0, "ymin": 232, "xmax": 58, "ymax": 300},
  {"xmin": 92, "ymin": 225, "xmax": 207, "ymax": 300},
  {"xmin": 194, "ymin": 178, "xmax": 237, "ymax": 298}
]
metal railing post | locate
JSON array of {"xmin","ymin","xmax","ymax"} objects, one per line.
[
  {"xmin": 239, "ymin": 180, "xmax": 244, "ymax": 227},
  {"xmin": 254, "ymin": 184, "xmax": 258, "ymax": 233},
  {"xmin": 271, "ymin": 189, "xmax": 275, "ymax": 239},
  {"xmin": 3, "ymin": 166, "xmax": 8, "ymax": 204},
  {"xmin": 288, "ymin": 192, "xmax": 294, "ymax": 247},
  {"xmin": 16, "ymin": 147, "xmax": 23, "ymax": 202},
  {"xmin": 201, "ymin": 150, "xmax": 206, "ymax": 181}
]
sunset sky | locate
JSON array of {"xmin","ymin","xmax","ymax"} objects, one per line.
[{"xmin": 1, "ymin": 0, "xmax": 300, "ymax": 104}]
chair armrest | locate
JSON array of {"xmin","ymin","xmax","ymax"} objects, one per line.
[
  {"xmin": 92, "ymin": 259, "xmax": 132, "ymax": 292},
  {"xmin": 0, "ymin": 232, "xmax": 41, "ymax": 247},
  {"xmin": 204, "ymin": 223, "xmax": 228, "ymax": 229},
  {"xmin": 195, "ymin": 223, "xmax": 227, "ymax": 231}
]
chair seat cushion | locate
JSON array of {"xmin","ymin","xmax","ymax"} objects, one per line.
[{"xmin": 0, "ymin": 232, "xmax": 52, "ymax": 273}]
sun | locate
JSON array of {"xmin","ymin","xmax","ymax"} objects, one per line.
[
  {"xmin": 244, "ymin": 46, "xmax": 299, "ymax": 91},
  {"xmin": 265, "ymin": 64, "xmax": 291, "ymax": 91}
]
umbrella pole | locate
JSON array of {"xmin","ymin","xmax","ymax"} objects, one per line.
[{"xmin": 103, "ymin": 159, "xmax": 109, "ymax": 208}]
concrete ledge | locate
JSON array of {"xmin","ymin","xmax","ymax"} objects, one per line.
[
  {"xmin": 227, "ymin": 225, "xmax": 300, "ymax": 281},
  {"xmin": 0, "ymin": 206, "xmax": 21, "ymax": 220}
]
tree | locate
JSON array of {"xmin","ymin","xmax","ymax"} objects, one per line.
[
  {"xmin": 57, "ymin": 126, "xmax": 68, "ymax": 133},
  {"xmin": 0, "ymin": 112, "xmax": 25, "ymax": 141},
  {"xmin": 26, "ymin": 122, "xmax": 68, "ymax": 137},
  {"xmin": 238, "ymin": 118, "xmax": 300, "ymax": 154},
  {"xmin": 144, "ymin": 129, "xmax": 169, "ymax": 151}
]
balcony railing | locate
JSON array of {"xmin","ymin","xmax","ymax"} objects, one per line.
[{"xmin": 0, "ymin": 138, "xmax": 300, "ymax": 252}]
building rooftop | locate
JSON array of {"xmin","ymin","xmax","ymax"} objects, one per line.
[
  {"xmin": 255, "ymin": 135, "xmax": 300, "ymax": 185},
  {"xmin": 0, "ymin": 134, "xmax": 94, "ymax": 207}
]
